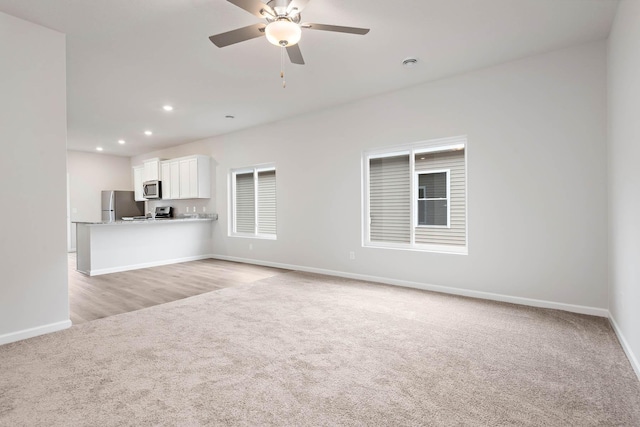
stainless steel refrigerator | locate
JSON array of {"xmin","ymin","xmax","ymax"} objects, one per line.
[{"xmin": 101, "ymin": 191, "xmax": 144, "ymax": 221}]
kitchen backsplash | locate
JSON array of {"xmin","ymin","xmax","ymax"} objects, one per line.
[{"xmin": 146, "ymin": 198, "xmax": 216, "ymax": 218}]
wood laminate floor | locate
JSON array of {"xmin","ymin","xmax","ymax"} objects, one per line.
[{"xmin": 68, "ymin": 254, "xmax": 289, "ymax": 325}]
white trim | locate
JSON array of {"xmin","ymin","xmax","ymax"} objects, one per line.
[
  {"xmin": 0, "ymin": 319, "xmax": 72, "ymax": 346},
  {"xmin": 228, "ymin": 171, "xmax": 236, "ymax": 236},
  {"xmin": 228, "ymin": 232, "xmax": 277, "ymax": 240},
  {"xmin": 83, "ymin": 255, "xmax": 212, "ymax": 276},
  {"xmin": 363, "ymin": 241, "xmax": 468, "ymax": 255},
  {"xmin": 409, "ymin": 152, "xmax": 416, "ymax": 245},
  {"xmin": 367, "ymin": 149, "xmax": 411, "ymax": 160},
  {"xmin": 208, "ymin": 254, "xmax": 607, "ymax": 317},
  {"xmin": 414, "ymin": 143, "xmax": 465, "ymax": 155},
  {"xmin": 464, "ymin": 139, "xmax": 470, "ymax": 250},
  {"xmin": 363, "ymin": 135, "xmax": 467, "ymax": 159},
  {"xmin": 609, "ymin": 314, "xmax": 640, "ymax": 381}
]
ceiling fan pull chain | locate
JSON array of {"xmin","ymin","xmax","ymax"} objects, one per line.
[{"xmin": 280, "ymin": 45, "xmax": 286, "ymax": 88}]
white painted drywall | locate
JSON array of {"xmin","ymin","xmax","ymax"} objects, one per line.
[
  {"xmin": 133, "ymin": 41, "xmax": 608, "ymax": 310},
  {"xmin": 67, "ymin": 150, "xmax": 135, "ymax": 250},
  {"xmin": 607, "ymin": 0, "xmax": 640, "ymax": 377},
  {"xmin": 0, "ymin": 12, "xmax": 69, "ymax": 341}
]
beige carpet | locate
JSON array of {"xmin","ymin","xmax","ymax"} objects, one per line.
[{"xmin": 1, "ymin": 272, "xmax": 639, "ymax": 426}]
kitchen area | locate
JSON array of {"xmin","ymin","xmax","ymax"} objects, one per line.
[{"xmin": 71, "ymin": 153, "xmax": 217, "ymax": 276}]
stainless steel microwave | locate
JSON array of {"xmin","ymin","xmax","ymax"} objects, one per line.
[{"xmin": 143, "ymin": 180, "xmax": 162, "ymax": 199}]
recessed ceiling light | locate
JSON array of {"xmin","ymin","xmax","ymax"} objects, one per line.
[
  {"xmin": 402, "ymin": 57, "xmax": 419, "ymax": 69},
  {"xmin": 118, "ymin": 139, "xmax": 126, "ymax": 145},
  {"xmin": 225, "ymin": 115, "xmax": 235, "ymax": 119},
  {"xmin": 96, "ymin": 147, "xmax": 103, "ymax": 152},
  {"xmin": 144, "ymin": 130, "xmax": 153, "ymax": 136},
  {"xmin": 163, "ymin": 105, "xmax": 174, "ymax": 112}
]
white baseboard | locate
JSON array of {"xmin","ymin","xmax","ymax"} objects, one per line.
[
  {"xmin": 0, "ymin": 319, "xmax": 72, "ymax": 346},
  {"xmin": 608, "ymin": 314, "xmax": 640, "ymax": 381},
  {"xmin": 87, "ymin": 254, "xmax": 212, "ymax": 276},
  {"xmin": 209, "ymin": 255, "xmax": 609, "ymax": 318}
]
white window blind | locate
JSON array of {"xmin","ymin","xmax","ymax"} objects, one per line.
[
  {"xmin": 235, "ymin": 172, "xmax": 255, "ymax": 234},
  {"xmin": 257, "ymin": 170, "xmax": 276, "ymax": 235}
]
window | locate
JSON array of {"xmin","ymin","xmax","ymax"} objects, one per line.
[
  {"xmin": 416, "ymin": 170, "xmax": 449, "ymax": 227},
  {"xmin": 363, "ymin": 136, "xmax": 467, "ymax": 254},
  {"xmin": 230, "ymin": 165, "xmax": 276, "ymax": 239}
]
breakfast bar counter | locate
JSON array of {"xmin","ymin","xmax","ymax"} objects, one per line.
[{"xmin": 74, "ymin": 216, "xmax": 216, "ymax": 276}]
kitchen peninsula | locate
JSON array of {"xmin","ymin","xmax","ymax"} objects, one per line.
[{"xmin": 74, "ymin": 217, "xmax": 215, "ymax": 276}]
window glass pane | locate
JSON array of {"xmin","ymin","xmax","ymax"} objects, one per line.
[
  {"xmin": 418, "ymin": 172, "xmax": 446, "ymax": 199},
  {"xmin": 418, "ymin": 200, "xmax": 447, "ymax": 226},
  {"xmin": 369, "ymin": 155, "xmax": 411, "ymax": 243},
  {"xmin": 257, "ymin": 170, "xmax": 276, "ymax": 235}
]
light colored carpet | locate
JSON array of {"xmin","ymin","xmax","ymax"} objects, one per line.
[{"xmin": 1, "ymin": 272, "xmax": 639, "ymax": 426}]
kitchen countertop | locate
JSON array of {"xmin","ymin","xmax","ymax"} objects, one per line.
[{"xmin": 73, "ymin": 216, "xmax": 216, "ymax": 226}]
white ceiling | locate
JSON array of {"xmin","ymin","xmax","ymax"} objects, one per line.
[{"xmin": 0, "ymin": 0, "xmax": 618, "ymax": 156}]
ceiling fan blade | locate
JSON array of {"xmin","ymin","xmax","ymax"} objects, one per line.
[
  {"xmin": 227, "ymin": 0, "xmax": 275, "ymax": 18},
  {"xmin": 287, "ymin": 0, "xmax": 310, "ymax": 15},
  {"xmin": 209, "ymin": 23, "xmax": 266, "ymax": 48},
  {"xmin": 286, "ymin": 44, "xmax": 305, "ymax": 65},
  {"xmin": 301, "ymin": 23, "xmax": 370, "ymax": 35}
]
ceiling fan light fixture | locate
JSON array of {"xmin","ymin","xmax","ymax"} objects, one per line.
[{"xmin": 265, "ymin": 19, "xmax": 301, "ymax": 47}]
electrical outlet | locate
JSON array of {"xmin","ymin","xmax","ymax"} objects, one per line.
[
  {"xmin": 186, "ymin": 207, "xmax": 189, "ymax": 213},
  {"xmin": 349, "ymin": 251, "xmax": 355, "ymax": 260},
  {"xmin": 202, "ymin": 206, "xmax": 206, "ymax": 213},
  {"xmin": 192, "ymin": 206, "xmax": 196, "ymax": 212},
  {"xmin": 249, "ymin": 243, "xmax": 253, "ymax": 250}
]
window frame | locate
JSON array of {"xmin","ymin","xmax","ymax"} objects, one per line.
[
  {"xmin": 362, "ymin": 136, "xmax": 468, "ymax": 255},
  {"xmin": 229, "ymin": 163, "xmax": 277, "ymax": 240},
  {"xmin": 414, "ymin": 169, "xmax": 451, "ymax": 229}
]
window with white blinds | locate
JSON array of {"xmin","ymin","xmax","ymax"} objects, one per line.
[
  {"xmin": 364, "ymin": 136, "xmax": 467, "ymax": 254},
  {"xmin": 231, "ymin": 166, "xmax": 276, "ymax": 238}
]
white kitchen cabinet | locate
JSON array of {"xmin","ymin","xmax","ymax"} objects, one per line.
[
  {"xmin": 133, "ymin": 166, "xmax": 145, "ymax": 201},
  {"xmin": 143, "ymin": 158, "xmax": 161, "ymax": 181},
  {"xmin": 160, "ymin": 160, "xmax": 181, "ymax": 200},
  {"xmin": 160, "ymin": 161, "xmax": 171, "ymax": 199},
  {"xmin": 178, "ymin": 155, "xmax": 210, "ymax": 199},
  {"xmin": 170, "ymin": 161, "xmax": 180, "ymax": 199},
  {"xmin": 138, "ymin": 155, "xmax": 210, "ymax": 200}
]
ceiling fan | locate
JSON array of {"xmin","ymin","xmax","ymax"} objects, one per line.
[{"xmin": 208, "ymin": 0, "xmax": 370, "ymax": 67}]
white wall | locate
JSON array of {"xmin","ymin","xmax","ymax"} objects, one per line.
[
  {"xmin": 607, "ymin": 0, "xmax": 640, "ymax": 378},
  {"xmin": 133, "ymin": 41, "xmax": 608, "ymax": 313},
  {"xmin": 67, "ymin": 150, "xmax": 134, "ymax": 250},
  {"xmin": 0, "ymin": 12, "xmax": 70, "ymax": 343}
]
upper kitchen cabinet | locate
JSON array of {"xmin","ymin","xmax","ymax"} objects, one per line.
[
  {"xmin": 179, "ymin": 155, "xmax": 211, "ymax": 199},
  {"xmin": 133, "ymin": 166, "xmax": 145, "ymax": 201},
  {"xmin": 143, "ymin": 158, "xmax": 161, "ymax": 182},
  {"xmin": 160, "ymin": 160, "xmax": 180, "ymax": 200},
  {"xmin": 160, "ymin": 155, "xmax": 211, "ymax": 200},
  {"xmin": 133, "ymin": 158, "xmax": 162, "ymax": 201}
]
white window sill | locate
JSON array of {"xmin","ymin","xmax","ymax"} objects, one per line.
[
  {"xmin": 363, "ymin": 242, "xmax": 468, "ymax": 255},
  {"xmin": 229, "ymin": 233, "xmax": 277, "ymax": 240}
]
